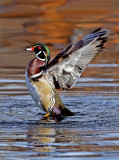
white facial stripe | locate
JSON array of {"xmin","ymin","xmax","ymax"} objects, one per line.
[
  {"xmin": 39, "ymin": 51, "xmax": 42, "ymax": 54},
  {"xmin": 36, "ymin": 51, "xmax": 46, "ymax": 61}
]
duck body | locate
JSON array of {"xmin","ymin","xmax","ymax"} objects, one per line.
[
  {"xmin": 25, "ymin": 58, "xmax": 73, "ymax": 117},
  {"xmin": 25, "ymin": 70, "xmax": 54, "ymax": 112},
  {"xmin": 25, "ymin": 28, "xmax": 107, "ymax": 118}
]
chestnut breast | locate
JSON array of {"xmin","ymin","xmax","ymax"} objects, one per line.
[{"xmin": 27, "ymin": 58, "xmax": 45, "ymax": 77}]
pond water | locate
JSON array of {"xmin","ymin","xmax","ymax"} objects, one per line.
[{"xmin": 0, "ymin": 0, "xmax": 119, "ymax": 159}]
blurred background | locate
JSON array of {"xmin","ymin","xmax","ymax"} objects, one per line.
[
  {"xmin": 0, "ymin": 0, "xmax": 119, "ymax": 96},
  {"xmin": 0, "ymin": 0, "xmax": 119, "ymax": 160}
]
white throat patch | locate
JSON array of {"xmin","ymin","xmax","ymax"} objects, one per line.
[{"xmin": 36, "ymin": 51, "xmax": 46, "ymax": 61}]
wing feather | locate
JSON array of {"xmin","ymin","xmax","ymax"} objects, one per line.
[{"xmin": 31, "ymin": 28, "xmax": 107, "ymax": 90}]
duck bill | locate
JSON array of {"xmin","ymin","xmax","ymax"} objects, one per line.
[{"xmin": 25, "ymin": 47, "xmax": 34, "ymax": 52}]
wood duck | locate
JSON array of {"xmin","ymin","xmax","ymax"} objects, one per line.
[{"xmin": 25, "ymin": 27, "xmax": 107, "ymax": 119}]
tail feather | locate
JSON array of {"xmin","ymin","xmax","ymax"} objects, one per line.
[
  {"xmin": 60, "ymin": 107, "xmax": 74, "ymax": 116},
  {"xmin": 51, "ymin": 89, "xmax": 74, "ymax": 117},
  {"xmin": 52, "ymin": 106, "xmax": 74, "ymax": 118}
]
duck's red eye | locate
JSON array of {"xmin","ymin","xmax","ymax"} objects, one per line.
[{"xmin": 37, "ymin": 46, "xmax": 41, "ymax": 50}]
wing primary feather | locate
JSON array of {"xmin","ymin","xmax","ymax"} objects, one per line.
[
  {"xmin": 82, "ymin": 31, "xmax": 107, "ymax": 43},
  {"xmin": 44, "ymin": 28, "xmax": 107, "ymax": 90},
  {"xmin": 48, "ymin": 28, "xmax": 107, "ymax": 69},
  {"xmin": 91, "ymin": 27, "xmax": 101, "ymax": 33}
]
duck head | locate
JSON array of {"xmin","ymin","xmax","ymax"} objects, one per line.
[{"xmin": 25, "ymin": 43, "xmax": 50, "ymax": 66}]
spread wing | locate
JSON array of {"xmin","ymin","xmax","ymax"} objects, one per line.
[{"xmin": 31, "ymin": 27, "xmax": 107, "ymax": 90}]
